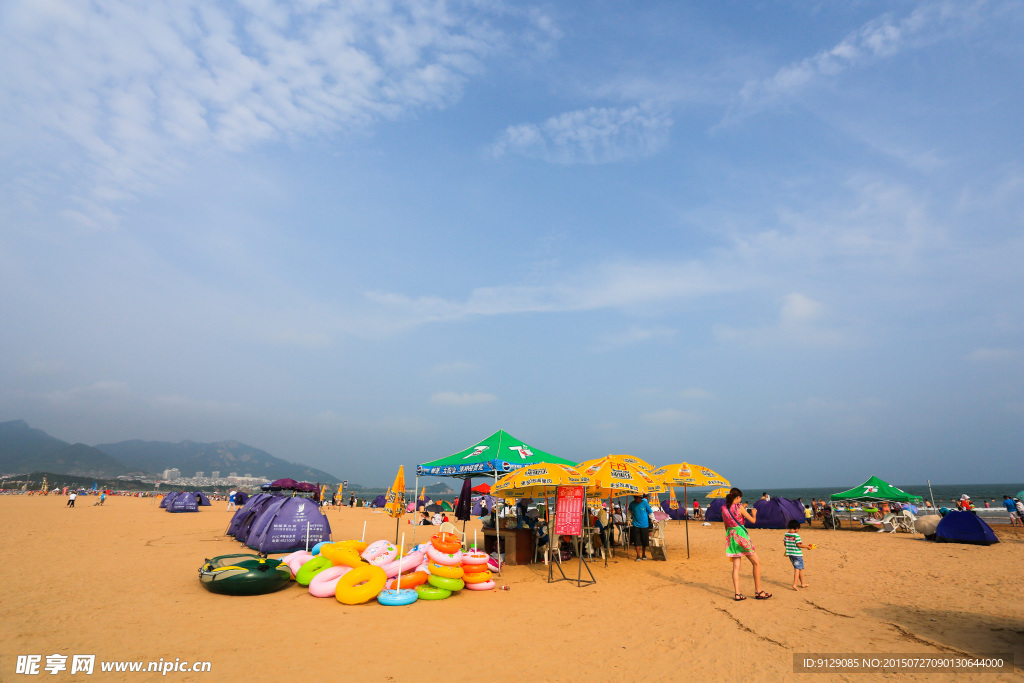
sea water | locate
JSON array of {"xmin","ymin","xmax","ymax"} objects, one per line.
[{"xmin": 683, "ymin": 483, "xmax": 1024, "ymax": 524}]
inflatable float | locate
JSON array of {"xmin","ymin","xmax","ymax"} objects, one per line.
[{"xmin": 199, "ymin": 554, "xmax": 290, "ymax": 596}]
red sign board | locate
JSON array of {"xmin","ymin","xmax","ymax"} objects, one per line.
[{"xmin": 554, "ymin": 486, "xmax": 585, "ymax": 536}]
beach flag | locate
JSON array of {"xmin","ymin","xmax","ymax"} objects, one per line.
[
  {"xmin": 669, "ymin": 486, "xmax": 679, "ymax": 510},
  {"xmin": 385, "ymin": 466, "xmax": 406, "ymax": 518},
  {"xmin": 320, "ymin": 484, "xmax": 327, "ymax": 501}
]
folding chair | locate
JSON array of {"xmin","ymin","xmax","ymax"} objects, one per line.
[
  {"xmin": 438, "ymin": 521, "xmax": 466, "ymax": 545},
  {"xmin": 896, "ymin": 511, "xmax": 916, "ymax": 533},
  {"xmin": 877, "ymin": 513, "xmax": 898, "ymax": 533}
]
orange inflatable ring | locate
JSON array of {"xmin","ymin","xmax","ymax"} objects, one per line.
[
  {"xmin": 387, "ymin": 571, "xmax": 429, "ymax": 590},
  {"xmin": 430, "ymin": 532, "xmax": 461, "ymax": 554},
  {"xmin": 320, "ymin": 543, "xmax": 364, "ymax": 568},
  {"xmin": 336, "ymin": 540, "xmax": 369, "ymax": 553},
  {"xmin": 463, "ymin": 569, "xmax": 493, "ymax": 584},
  {"xmin": 427, "ymin": 562, "xmax": 464, "ymax": 579},
  {"xmin": 335, "ymin": 565, "xmax": 387, "ymax": 605},
  {"xmin": 462, "ymin": 562, "xmax": 489, "ymax": 574}
]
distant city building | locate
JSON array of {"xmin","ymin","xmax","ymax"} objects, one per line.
[
  {"xmin": 195, "ymin": 471, "xmax": 204, "ymax": 478},
  {"xmin": 244, "ymin": 473, "xmax": 251, "ymax": 478},
  {"xmin": 162, "ymin": 468, "xmax": 181, "ymax": 480},
  {"xmin": 211, "ymin": 471, "xmax": 220, "ymax": 479},
  {"xmin": 229, "ymin": 472, "xmax": 238, "ymax": 477}
]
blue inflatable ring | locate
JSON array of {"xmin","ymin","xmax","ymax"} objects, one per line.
[
  {"xmin": 377, "ymin": 588, "xmax": 418, "ymax": 606},
  {"xmin": 311, "ymin": 541, "xmax": 328, "ymax": 556}
]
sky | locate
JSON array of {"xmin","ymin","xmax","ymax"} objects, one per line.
[{"xmin": 1, "ymin": 0, "xmax": 1022, "ymax": 488}]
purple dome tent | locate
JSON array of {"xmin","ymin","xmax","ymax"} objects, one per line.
[
  {"xmin": 245, "ymin": 496, "xmax": 332, "ymax": 553},
  {"xmin": 167, "ymin": 492, "xmax": 199, "ymax": 513},
  {"xmin": 193, "ymin": 491, "xmax": 211, "ymax": 506},
  {"xmin": 747, "ymin": 497, "xmax": 805, "ymax": 529},
  {"xmin": 226, "ymin": 493, "xmax": 270, "ymax": 537},
  {"xmin": 235, "ymin": 491, "xmax": 249, "ymax": 506},
  {"xmin": 232, "ymin": 494, "xmax": 279, "ymax": 541},
  {"xmin": 159, "ymin": 492, "xmax": 179, "ymax": 509},
  {"xmin": 705, "ymin": 498, "xmax": 726, "ymax": 522},
  {"xmin": 370, "ymin": 494, "xmax": 387, "ymax": 508},
  {"xmin": 471, "ymin": 495, "xmax": 494, "ymax": 516},
  {"xmin": 659, "ymin": 499, "xmax": 689, "ymax": 520},
  {"xmin": 934, "ymin": 511, "xmax": 1000, "ymax": 546}
]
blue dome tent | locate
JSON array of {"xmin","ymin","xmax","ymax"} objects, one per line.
[{"xmin": 934, "ymin": 511, "xmax": 999, "ymax": 546}]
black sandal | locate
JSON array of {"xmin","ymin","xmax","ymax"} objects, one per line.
[
  {"xmin": 754, "ymin": 591, "xmax": 772, "ymax": 600},
  {"xmin": 734, "ymin": 593, "xmax": 746, "ymax": 601}
]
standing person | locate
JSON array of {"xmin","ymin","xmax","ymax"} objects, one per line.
[
  {"xmin": 804, "ymin": 504, "xmax": 813, "ymax": 527},
  {"xmin": 723, "ymin": 488, "xmax": 771, "ymax": 601},
  {"xmin": 67, "ymin": 491, "xmax": 76, "ymax": 508},
  {"xmin": 611, "ymin": 504, "xmax": 625, "ymax": 546},
  {"xmin": 627, "ymin": 494, "xmax": 653, "ymax": 561},
  {"xmin": 349, "ymin": 493, "xmax": 355, "ymax": 508},
  {"xmin": 761, "ymin": 492, "xmax": 770, "ymax": 502},
  {"xmin": 99, "ymin": 491, "xmax": 106, "ymax": 506},
  {"xmin": 227, "ymin": 490, "xmax": 237, "ymax": 511},
  {"xmin": 693, "ymin": 498, "xmax": 701, "ymax": 520},
  {"xmin": 1016, "ymin": 499, "xmax": 1024, "ymax": 526},
  {"xmin": 1002, "ymin": 496, "xmax": 1019, "ymax": 526},
  {"xmin": 784, "ymin": 520, "xmax": 811, "ymax": 590}
]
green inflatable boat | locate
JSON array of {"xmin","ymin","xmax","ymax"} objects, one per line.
[{"xmin": 199, "ymin": 554, "xmax": 290, "ymax": 596}]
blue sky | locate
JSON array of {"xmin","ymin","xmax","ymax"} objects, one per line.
[{"xmin": 1, "ymin": 0, "xmax": 1022, "ymax": 488}]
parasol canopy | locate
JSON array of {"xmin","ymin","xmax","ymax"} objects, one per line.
[
  {"xmin": 455, "ymin": 479, "xmax": 473, "ymax": 521},
  {"xmin": 706, "ymin": 487, "xmax": 730, "ymax": 499},
  {"xmin": 269, "ymin": 478, "xmax": 299, "ymax": 489},
  {"xmin": 650, "ymin": 463, "xmax": 730, "ymax": 488},
  {"xmin": 471, "ymin": 483, "xmax": 491, "ymax": 494},
  {"xmin": 577, "ymin": 454, "xmax": 654, "ymax": 472},
  {"xmin": 424, "ymin": 503, "xmax": 443, "ymax": 513},
  {"xmin": 493, "ymin": 462, "xmax": 591, "ymax": 498},
  {"xmin": 579, "ymin": 457, "xmax": 659, "ymax": 497}
]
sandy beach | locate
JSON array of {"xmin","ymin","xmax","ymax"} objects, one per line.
[{"xmin": 2, "ymin": 495, "xmax": 1021, "ymax": 682}]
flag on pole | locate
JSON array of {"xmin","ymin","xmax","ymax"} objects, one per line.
[{"xmin": 384, "ymin": 466, "xmax": 406, "ymax": 518}]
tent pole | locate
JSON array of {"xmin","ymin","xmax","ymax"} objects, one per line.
[
  {"xmin": 494, "ymin": 470, "xmax": 500, "ymax": 576},
  {"xmin": 411, "ymin": 473, "xmax": 419, "ymax": 547},
  {"xmin": 684, "ymin": 485, "xmax": 690, "ymax": 560},
  {"xmin": 927, "ymin": 479, "xmax": 937, "ymax": 515}
]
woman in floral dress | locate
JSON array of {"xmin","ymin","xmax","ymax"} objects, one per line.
[{"xmin": 722, "ymin": 488, "xmax": 771, "ymax": 601}]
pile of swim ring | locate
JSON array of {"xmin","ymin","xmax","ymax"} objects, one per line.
[
  {"xmin": 210, "ymin": 535, "xmax": 498, "ymax": 604},
  {"xmin": 199, "ymin": 554, "xmax": 291, "ymax": 595},
  {"xmin": 461, "ymin": 550, "xmax": 495, "ymax": 591}
]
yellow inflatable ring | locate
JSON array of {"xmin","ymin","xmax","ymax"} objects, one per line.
[
  {"xmin": 335, "ymin": 565, "xmax": 387, "ymax": 605},
  {"xmin": 427, "ymin": 562, "xmax": 464, "ymax": 579},
  {"xmin": 336, "ymin": 540, "xmax": 370, "ymax": 553},
  {"xmin": 430, "ymin": 532, "xmax": 462, "ymax": 554},
  {"xmin": 320, "ymin": 543, "xmax": 364, "ymax": 568},
  {"xmin": 462, "ymin": 569, "xmax": 493, "ymax": 584}
]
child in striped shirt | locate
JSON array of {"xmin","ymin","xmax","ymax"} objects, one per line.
[{"xmin": 784, "ymin": 520, "xmax": 812, "ymax": 590}]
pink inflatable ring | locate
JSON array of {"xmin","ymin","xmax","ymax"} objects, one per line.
[
  {"xmin": 308, "ymin": 566, "xmax": 351, "ymax": 597},
  {"xmin": 426, "ymin": 546, "xmax": 463, "ymax": 566},
  {"xmin": 464, "ymin": 579, "xmax": 496, "ymax": 591},
  {"xmin": 461, "ymin": 551, "xmax": 489, "ymax": 565},
  {"xmin": 361, "ymin": 540, "xmax": 399, "ymax": 566},
  {"xmin": 380, "ymin": 550, "xmax": 425, "ymax": 578}
]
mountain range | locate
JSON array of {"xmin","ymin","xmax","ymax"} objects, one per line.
[{"xmin": 0, "ymin": 420, "xmax": 339, "ymax": 483}]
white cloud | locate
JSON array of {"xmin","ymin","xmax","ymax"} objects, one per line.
[
  {"xmin": 597, "ymin": 326, "xmax": 676, "ymax": 349},
  {"xmin": 0, "ymin": 0, "xmax": 503, "ymax": 223},
  {"xmin": 680, "ymin": 388, "xmax": 712, "ymax": 400},
  {"xmin": 725, "ymin": 2, "xmax": 991, "ymax": 124},
  {"xmin": 779, "ymin": 292, "xmax": 824, "ymax": 324},
  {"xmin": 715, "ymin": 292, "xmax": 848, "ymax": 347},
  {"xmin": 639, "ymin": 408, "xmax": 698, "ymax": 425},
  {"xmin": 491, "ymin": 102, "xmax": 672, "ymax": 164},
  {"xmin": 429, "ymin": 391, "xmax": 497, "ymax": 406},
  {"xmin": 967, "ymin": 348, "xmax": 1022, "ymax": 363},
  {"xmin": 428, "ymin": 361, "xmax": 479, "ymax": 375}
]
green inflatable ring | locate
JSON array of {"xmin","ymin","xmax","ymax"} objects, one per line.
[
  {"xmin": 415, "ymin": 584, "xmax": 452, "ymax": 600},
  {"xmin": 295, "ymin": 556, "xmax": 334, "ymax": 586},
  {"xmin": 426, "ymin": 574, "xmax": 464, "ymax": 592},
  {"xmin": 199, "ymin": 554, "xmax": 290, "ymax": 596}
]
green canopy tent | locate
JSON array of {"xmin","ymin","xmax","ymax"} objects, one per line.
[
  {"xmin": 414, "ymin": 429, "xmax": 578, "ymax": 565},
  {"xmin": 829, "ymin": 475, "xmax": 923, "ymax": 529}
]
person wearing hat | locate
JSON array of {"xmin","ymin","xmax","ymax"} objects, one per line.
[
  {"xmin": 610, "ymin": 504, "xmax": 625, "ymax": 546},
  {"xmin": 627, "ymin": 494, "xmax": 654, "ymax": 561}
]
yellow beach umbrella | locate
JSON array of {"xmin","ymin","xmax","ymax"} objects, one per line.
[
  {"xmin": 384, "ymin": 466, "xmax": 406, "ymax": 518},
  {"xmin": 579, "ymin": 458, "xmax": 659, "ymax": 497},
  {"xmin": 577, "ymin": 454, "xmax": 654, "ymax": 472},
  {"xmin": 651, "ymin": 463, "xmax": 730, "ymax": 559},
  {"xmin": 669, "ymin": 486, "xmax": 679, "ymax": 510},
  {"xmin": 706, "ymin": 487, "xmax": 730, "ymax": 499},
  {"xmin": 650, "ymin": 463, "xmax": 730, "ymax": 488},
  {"xmin": 493, "ymin": 462, "xmax": 591, "ymax": 498}
]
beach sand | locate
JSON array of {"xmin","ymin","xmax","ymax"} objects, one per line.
[{"xmin": 2, "ymin": 496, "xmax": 1021, "ymax": 681}]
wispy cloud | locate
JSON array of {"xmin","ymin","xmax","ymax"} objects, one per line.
[
  {"xmin": 0, "ymin": 0, "xmax": 503, "ymax": 224},
  {"xmin": 639, "ymin": 408, "xmax": 699, "ymax": 425},
  {"xmin": 429, "ymin": 391, "xmax": 497, "ymax": 406},
  {"xmin": 715, "ymin": 292, "xmax": 849, "ymax": 347},
  {"xmin": 680, "ymin": 387, "xmax": 712, "ymax": 400},
  {"xmin": 490, "ymin": 102, "xmax": 672, "ymax": 164},
  {"xmin": 596, "ymin": 326, "xmax": 676, "ymax": 350},
  {"xmin": 967, "ymin": 348, "xmax": 1023, "ymax": 363},
  {"xmin": 724, "ymin": 2, "xmax": 992, "ymax": 124}
]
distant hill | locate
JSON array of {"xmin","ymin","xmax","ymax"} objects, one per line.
[
  {"xmin": 95, "ymin": 439, "xmax": 339, "ymax": 483},
  {"xmin": 0, "ymin": 420, "xmax": 132, "ymax": 477}
]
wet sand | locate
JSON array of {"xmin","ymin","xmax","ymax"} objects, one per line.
[{"xmin": 1, "ymin": 496, "xmax": 1021, "ymax": 681}]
